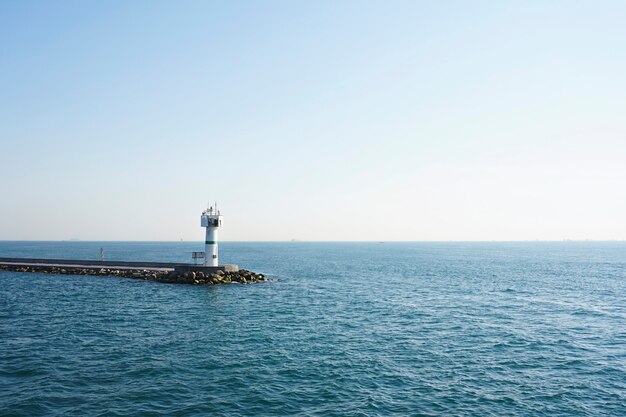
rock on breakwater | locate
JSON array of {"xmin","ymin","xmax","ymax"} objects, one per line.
[{"xmin": 0, "ymin": 264, "xmax": 265, "ymax": 285}]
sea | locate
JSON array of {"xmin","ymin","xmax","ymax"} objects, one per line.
[{"xmin": 0, "ymin": 241, "xmax": 624, "ymax": 416}]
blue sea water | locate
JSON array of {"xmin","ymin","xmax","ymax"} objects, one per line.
[{"xmin": 0, "ymin": 241, "xmax": 624, "ymax": 416}]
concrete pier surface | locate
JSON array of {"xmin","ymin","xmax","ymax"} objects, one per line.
[{"xmin": 0, "ymin": 257, "xmax": 264, "ymax": 286}]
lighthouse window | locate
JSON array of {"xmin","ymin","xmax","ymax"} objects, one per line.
[{"xmin": 212, "ymin": 255, "xmax": 217, "ymax": 259}]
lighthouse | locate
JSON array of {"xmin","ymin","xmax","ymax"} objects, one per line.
[{"xmin": 200, "ymin": 206, "xmax": 222, "ymax": 266}]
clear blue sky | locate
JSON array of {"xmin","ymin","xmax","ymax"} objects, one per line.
[{"xmin": 1, "ymin": 0, "xmax": 625, "ymax": 241}]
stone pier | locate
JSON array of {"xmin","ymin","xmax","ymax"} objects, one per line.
[{"xmin": 0, "ymin": 257, "xmax": 264, "ymax": 285}]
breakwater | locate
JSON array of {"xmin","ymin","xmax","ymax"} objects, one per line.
[{"xmin": 0, "ymin": 257, "xmax": 264, "ymax": 285}]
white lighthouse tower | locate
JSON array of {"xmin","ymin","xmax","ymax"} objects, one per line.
[{"xmin": 200, "ymin": 206, "xmax": 222, "ymax": 267}]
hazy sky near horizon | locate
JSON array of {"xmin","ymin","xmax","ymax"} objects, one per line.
[{"xmin": 1, "ymin": 0, "xmax": 625, "ymax": 241}]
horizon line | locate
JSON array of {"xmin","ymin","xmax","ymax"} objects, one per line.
[{"xmin": 1, "ymin": 239, "xmax": 625, "ymax": 243}]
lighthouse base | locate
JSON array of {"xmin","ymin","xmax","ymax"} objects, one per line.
[{"xmin": 173, "ymin": 264, "xmax": 239, "ymax": 274}]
